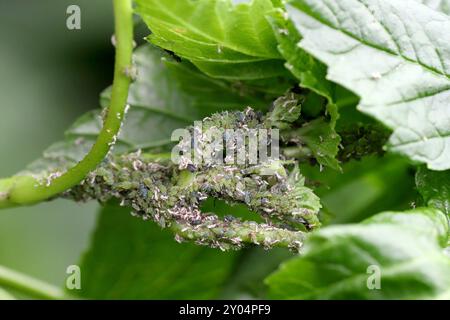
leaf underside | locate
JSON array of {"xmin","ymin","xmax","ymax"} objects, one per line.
[
  {"xmin": 287, "ymin": 0, "xmax": 450, "ymax": 170},
  {"xmin": 135, "ymin": 0, "xmax": 290, "ymax": 80}
]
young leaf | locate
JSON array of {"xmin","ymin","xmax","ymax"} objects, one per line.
[
  {"xmin": 287, "ymin": 0, "xmax": 450, "ymax": 171},
  {"xmin": 416, "ymin": 167, "xmax": 450, "ymax": 216},
  {"xmin": 268, "ymin": 11, "xmax": 351, "ymax": 170},
  {"xmin": 76, "ymin": 203, "xmax": 238, "ymax": 299},
  {"xmin": 266, "ymin": 208, "xmax": 450, "ymax": 299},
  {"xmin": 134, "ymin": 0, "xmax": 289, "ymax": 80},
  {"xmin": 297, "ymin": 118, "xmax": 341, "ymax": 171}
]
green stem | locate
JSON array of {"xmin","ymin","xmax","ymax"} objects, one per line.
[
  {"xmin": 0, "ymin": 0, "xmax": 134, "ymax": 208},
  {"xmin": 0, "ymin": 265, "xmax": 67, "ymax": 300}
]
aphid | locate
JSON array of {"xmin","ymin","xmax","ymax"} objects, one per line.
[
  {"xmin": 130, "ymin": 211, "xmax": 138, "ymax": 217},
  {"xmin": 132, "ymin": 160, "xmax": 143, "ymax": 171},
  {"xmin": 236, "ymin": 111, "xmax": 245, "ymax": 123},
  {"xmin": 74, "ymin": 137, "xmax": 85, "ymax": 146},
  {"xmin": 263, "ymin": 208, "xmax": 274, "ymax": 214},
  {"xmin": 244, "ymin": 192, "xmax": 251, "ymax": 204},
  {"xmin": 123, "ymin": 65, "xmax": 138, "ymax": 81},
  {"xmin": 138, "ymin": 183, "xmax": 149, "ymax": 199},
  {"xmin": 46, "ymin": 172, "xmax": 62, "ymax": 187},
  {"xmin": 230, "ymin": 237, "xmax": 242, "ymax": 245},
  {"xmin": 108, "ymin": 135, "xmax": 117, "ymax": 147},
  {"xmin": 186, "ymin": 163, "xmax": 196, "ymax": 172},
  {"xmin": 224, "ymin": 215, "xmax": 235, "ymax": 222},
  {"xmin": 174, "ymin": 234, "xmax": 184, "ymax": 243}
]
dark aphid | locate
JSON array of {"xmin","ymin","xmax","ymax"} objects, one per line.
[
  {"xmin": 224, "ymin": 215, "xmax": 235, "ymax": 222},
  {"xmin": 244, "ymin": 192, "xmax": 252, "ymax": 204},
  {"xmin": 191, "ymin": 191, "xmax": 202, "ymax": 199},
  {"xmin": 139, "ymin": 183, "xmax": 149, "ymax": 199},
  {"xmin": 187, "ymin": 163, "xmax": 197, "ymax": 172},
  {"xmin": 191, "ymin": 219, "xmax": 202, "ymax": 226},
  {"xmin": 200, "ymin": 183, "xmax": 212, "ymax": 193},
  {"xmin": 279, "ymin": 183, "xmax": 289, "ymax": 192},
  {"xmin": 255, "ymin": 111, "xmax": 264, "ymax": 122},
  {"xmin": 236, "ymin": 111, "xmax": 246, "ymax": 123}
]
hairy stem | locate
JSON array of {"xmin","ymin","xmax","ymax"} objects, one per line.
[
  {"xmin": 0, "ymin": 0, "xmax": 134, "ymax": 208},
  {"xmin": 0, "ymin": 265, "xmax": 67, "ymax": 300},
  {"xmin": 171, "ymin": 220, "xmax": 305, "ymax": 252}
]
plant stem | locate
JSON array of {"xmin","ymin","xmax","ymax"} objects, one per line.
[
  {"xmin": 0, "ymin": 265, "xmax": 67, "ymax": 300},
  {"xmin": 0, "ymin": 0, "xmax": 134, "ymax": 208}
]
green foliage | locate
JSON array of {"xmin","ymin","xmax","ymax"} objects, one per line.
[
  {"xmin": 1, "ymin": 0, "xmax": 450, "ymax": 301},
  {"xmin": 416, "ymin": 167, "xmax": 450, "ymax": 216},
  {"xmin": 268, "ymin": 8, "xmax": 335, "ymax": 104},
  {"xmin": 266, "ymin": 208, "xmax": 450, "ymax": 299},
  {"xmin": 220, "ymin": 248, "xmax": 293, "ymax": 299},
  {"xmin": 287, "ymin": 0, "xmax": 450, "ymax": 171},
  {"xmin": 296, "ymin": 118, "xmax": 341, "ymax": 171},
  {"xmin": 76, "ymin": 203, "xmax": 237, "ymax": 299},
  {"xmin": 135, "ymin": 0, "xmax": 288, "ymax": 80},
  {"xmin": 306, "ymin": 155, "xmax": 416, "ymax": 224}
]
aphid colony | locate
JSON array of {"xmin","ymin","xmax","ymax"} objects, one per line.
[
  {"xmin": 65, "ymin": 95, "xmax": 322, "ymax": 251},
  {"xmin": 42, "ymin": 90, "xmax": 386, "ymax": 251},
  {"xmin": 66, "ymin": 149, "xmax": 318, "ymax": 251}
]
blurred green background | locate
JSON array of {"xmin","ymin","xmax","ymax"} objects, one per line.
[{"xmin": 0, "ymin": 0, "xmax": 116, "ymax": 285}]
